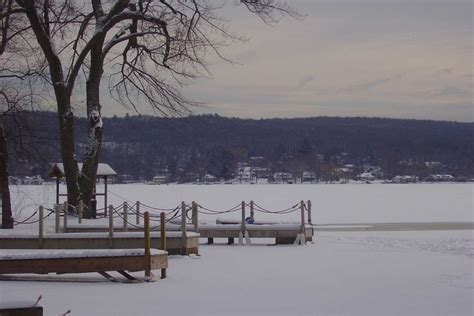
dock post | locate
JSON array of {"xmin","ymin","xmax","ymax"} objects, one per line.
[
  {"xmin": 108, "ymin": 205, "xmax": 114, "ymax": 248},
  {"xmin": 250, "ymin": 201, "xmax": 255, "ymax": 221},
  {"xmin": 54, "ymin": 204, "xmax": 60, "ymax": 233},
  {"xmin": 63, "ymin": 201, "xmax": 68, "ymax": 233},
  {"xmin": 300, "ymin": 200, "xmax": 306, "ymax": 245},
  {"xmin": 160, "ymin": 212, "xmax": 167, "ymax": 279},
  {"xmin": 239, "ymin": 201, "xmax": 246, "ymax": 245},
  {"xmin": 192, "ymin": 201, "xmax": 198, "ymax": 232},
  {"xmin": 38, "ymin": 206, "xmax": 44, "ymax": 248},
  {"xmin": 78, "ymin": 200, "xmax": 83, "ymax": 224},
  {"xmin": 181, "ymin": 201, "xmax": 187, "ymax": 255},
  {"xmin": 144, "ymin": 211, "xmax": 152, "ymax": 280},
  {"xmin": 307, "ymin": 200, "xmax": 312, "ymax": 225},
  {"xmin": 136, "ymin": 201, "xmax": 140, "ymax": 225},
  {"xmin": 123, "ymin": 202, "xmax": 128, "ymax": 232}
]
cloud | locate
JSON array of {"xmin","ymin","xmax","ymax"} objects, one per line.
[
  {"xmin": 296, "ymin": 74, "xmax": 315, "ymax": 89},
  {"xmin": 431, "ymin": 86, "xmax": 472, "ymax": 98},
  {"xmin": 336, "ymin": 74, "xmax": 405, "ymax": 94}
]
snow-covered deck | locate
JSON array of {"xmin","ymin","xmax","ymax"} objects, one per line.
[
  {"xmin": 0, "ymin": 232, "xmax": 199, "ymax": 255},
  {"xmin": 64, "ymin": 222, "xmax": 314, "ymax": 244},
  {"xmin": 0, "ymin": 248, "xmax": 168, "ymax": 281}
]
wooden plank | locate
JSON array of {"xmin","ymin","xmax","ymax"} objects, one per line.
[{"xmin": 0, "ymin": 254, "xmax": 167, "ymax": 275}]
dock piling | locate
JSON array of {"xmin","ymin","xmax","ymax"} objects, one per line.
[
  {"xmin": 78, "ymin": 200, "xmax": 83, "ymax": 224},
  {"xmin": 123, "ymin": 202, "xmax": 128, "ymax": 232},
  {"xmin": 250, "ymin": 201, "xmax": 255, "ymax": 221},
  {"xmin": 38, "ymin": 206, "xmax": 44, "ymax": 248},
  {"xmin": 299, "ymin": 200, "xmax": 306, "ymax": 245},
  {"xmin": 63, "ymin": 201, "xmax": 68, "ymax": 232},
  {"xmin": 160, "ymin": 212, "xmax": 167, "ymax": 279},
  {"xmin": 307, "ymin": 200, "xmax": 312, "ymax": 225},
  {"xmin": 192, "ymin": 201, "xmax": 198, "ymax": 232},
  {"xmin": 108, "ymin": 205, "xmax": 114, "ymax": 248},
  {"xmin": 239, "ymin": 201, "xmax": 245, "ymax": 245},
  {"xmin": 144, "ymin": 211, "xmax": 152, "ymax": 280},
  {"xmin": 181, "ymin": 201, "xmax": 187, "ymax": 254},
  {"xmin": 136, "ymin": 201, "xmax": 140, "ymax": 225},
  {"xmin": 54, "ymin": 204, "xmax": 60, "ymax": 233}
]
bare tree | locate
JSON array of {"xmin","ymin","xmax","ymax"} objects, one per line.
[
  {"xmin": 0, "ymin": 124, "xmax": 12, "ymax": 228},
  {"xmin": 0, "ymin": 0, "xmax": 298, "ymax": 216}
]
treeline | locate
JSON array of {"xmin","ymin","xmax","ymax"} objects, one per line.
[{"xmin": 4, "ymin": 111, "xmax": 474, "ymax": 180}]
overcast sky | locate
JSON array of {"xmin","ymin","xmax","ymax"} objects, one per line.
[{"xmin": 101, "ymin": 0, "xmax": 473, "ymax": 122}]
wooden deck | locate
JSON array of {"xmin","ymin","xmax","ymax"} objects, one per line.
[
  {"xmin": 199, "ymin": 224, "xmax": 314, "ymax": 244},
  {"xmin": 0, "ymin": 249, "xmax": 167, "ymax": 282},
  {"xmin": 0, "ymin": 232, "xmax": 199, "ymax": 255},
  {"xmin": 65, "ymin": 223, "xmax": 314, "ymax": 244}
]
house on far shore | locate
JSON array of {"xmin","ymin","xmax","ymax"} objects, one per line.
[
  {"xmin": 392, "ymin": 175, "xmax": 418, "ymax": 183},
  {"xmin": 152, "ymin": 174, "xmax": 170, "ymax": 185},
  {"xmin": 357, "ymin": 172, "xmax": 375, "ymax": 182},
  {"xmin": 302, "ymin": 171, "xmax": 316, "ymax": 183},
  {"xmin": 273, "ymin": 172, "xmax": 293, "ymax": 183}
]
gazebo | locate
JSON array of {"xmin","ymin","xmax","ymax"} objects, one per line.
[{"xmin": 48, "ymin": 163, "xmax": 117, "ymax": 213}]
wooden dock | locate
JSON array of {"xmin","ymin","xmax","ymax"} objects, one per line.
[
  {"xmin": 0, "ymin": 249, "xmax": 168, "ymax": 282},
  {"xmin": 0, "ymin": 232, "xmax": 199, "ymax": 255},
  {"xmin": 65, "ymin": 224, "xmax": 314, "ymax": 244}
]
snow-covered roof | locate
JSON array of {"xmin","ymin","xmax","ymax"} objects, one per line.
[{"xmin": 48, "ymin": 163, "xmax": 117, "ymax": 178}]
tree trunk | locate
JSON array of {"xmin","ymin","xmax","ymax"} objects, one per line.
[
  {"xmin": 79, "ymin": 35, "xmax": 105, "ymax": 218},
  {"xmin": 57, "ymin": 93, "xmax": 81, "ymax": 209},
  {"xmin": 21, "ymin": 0, "xmax": 80, "ymax": 209},
  {"xmin": 0, "ymin": 125, "xmax": 13, "ymax": 229}
]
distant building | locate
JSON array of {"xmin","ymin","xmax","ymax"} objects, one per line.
[
  {"xmin": 425, "ymin": 161, "xmax": 442, "ymax": 168},
  {"xmin": 118, "ymin": 174, "xmax": 135, "ymax": 184},
  {"xmin": 238, "ymin": 166, "xmax": 254, "ymax": 182},
  {"xmin": 302, "ymin": 171, "xmax": 316, "ymax": 182},
  {"xmin": 12, "ymin": 175, "xmax": 44, "ymax": 185},
  {"xmin": 203, "ymin": 174, "xmax": 219, "ymax": 184},
  {"xmin": 392, "ymin": 175, "xmax": 418, "ymax": 183},
  {"xmin": 273, "ymin": 172, "xmax": 293, "ymax": 183},
  {"xmin": 425, "ymin": 174, "xmax": 455, "ymax": 182},
  {"xmin": 152, "ymin": 174, "xmax": 170, "ymax": 185},
  {"xmin": 357, "ymin": 172, "xmax": 375, "ymax": 181}
]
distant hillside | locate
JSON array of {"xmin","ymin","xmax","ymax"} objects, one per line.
[{"xmin": 4, "ymin": 112, "xmax": 474, "ymax": 181}]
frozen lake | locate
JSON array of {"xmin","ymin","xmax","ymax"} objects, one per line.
[
  {"xmin": 1, "ymin": 183, "xmax": 473, "ymax": 315},
  {"xmin": 8, "ymin": 182, "xmax": 474, "ymax": 224}
]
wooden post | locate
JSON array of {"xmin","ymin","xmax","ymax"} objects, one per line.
[
  {"xmin": 144, "ymin": 211, "xmax": 151, "ymax": 279},
  {"xmin": 307, "ymin": 200, "xmax": 312, "ymax": 225},
  {"xmin": 63, "ymin": 201, "xmax": 68, "ymax": 232},
  {"xmin": 181, "ymin": 201, "xmax": 187, "ymax": 254},
  {"xmin": 78, "ymin": 200, "xmax": 83, "ymax": 224},
  {"xmin": 108, "ymin": 205, "xmax": 114, "ymax": 248},
  {"xmin": 250, "ymin": 200, "xmax": 255, "ymax": 221},
  {"xmin": 240, "ymin": 201, "xmax": 246, "ymax": 245},
  {"xmin": 136, "ymin": 201, "xmax": 140, "ymax": 225},
  {"xmin": 55, "ymin": 178, "xmax": 60, "ymax": 204},
  {"xmin": 123, "ymin": 202, "xmax": 128, "ymax": 232},
  {"xmin": 104, "ymin": 175, "xmax": 108, "ymax": 215},
  {"xmin": 192, "ymin": 201, "xmax": 198, "ymax": 232},
  {"xmin": 300, "ymin": 200, "xmax": 306, "ymax": 240},
  {"xmin": 38, "ymin": 206, "xmax": 44, "ymax": 248},
  {"xmin": 160, "ymin": 212, "xmax": 167, "ymax": 279},
  {"xmin": 55, "ymin": 204, "xmax": 60, "ymax": 233}
]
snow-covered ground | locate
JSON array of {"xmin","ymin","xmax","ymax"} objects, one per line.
[{"xmin": 1, "ymin": 183, "xmax": 473, "ymax": 315}]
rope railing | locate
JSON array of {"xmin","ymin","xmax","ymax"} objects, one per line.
[
  {"xmin": 252, "ymin": 202, "xmax": 300, "ymax": 214},
  {"xmin": 112, "ymin": 208, "xmax": 160, "ymax": 230},
  {"xmin": 13, "ymin": 208, "xmax": 55, "ymax": 225},
  {"xmin": 196, "ymin": 203, "xmax": 241, "ymax": 215},
  {"xmin": 140, "ymin": 202, "xmax": 179, "ymax": 212},
  {"xmin": 13, "ymin": 209, "xmax": 39, "ymax": 225}
]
